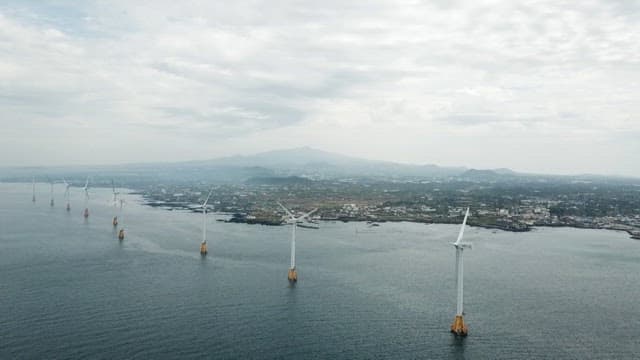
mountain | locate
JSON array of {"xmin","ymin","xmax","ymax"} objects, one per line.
[
  {"xmin": 0, "ymin": 147, "xmax": 514, "ymax": 185},
  {"xmin": 198, "ymin": 147, "xmax": 361, "ymax": 167},
  {"xmin": 460, "ymin": 168, "xmax": 517, "ymax": 182},
  {"xmin": 3, "ymin": 147, "xmax": 637, "ymax": 188},
  {"xmin": 189, "ymin": 147, "xmax": 468, "ymax": 180}
]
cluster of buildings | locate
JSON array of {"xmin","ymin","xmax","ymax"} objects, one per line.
[{"xmin": 141, "ymin": 180, "xmax": 640, "ymax": 238}]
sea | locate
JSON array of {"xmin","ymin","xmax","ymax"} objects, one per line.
[{"xmin": 1, "ymin": 183, "xmax": 639, "ymax": 359}]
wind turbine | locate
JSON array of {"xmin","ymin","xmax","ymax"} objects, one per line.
[
  {"xmin": 117, "ymin": 198, "xmax": 126, "ymax": 240},
  {"xmin": 32, "ymin": 177, "xmax": 36, "ymax": 203},
  {"xmin": 111, "ymin": 180, "xmax": 120, "ymax": 205},
  {"xmin": 82, "ymin": 177, "xmax": 90, "ymax": 218},
  {"xmin": 111, "ymin": 180, "xmax": 120, "ymax": 226},
  {"xmin": 199, "ymin": 190, "xmax": 213, "ymax": 255},
  {"xmin": 278, "ymin": 202, "xmax": 317, "ymax": 282},
  {"xmin": 49, "ymin": 180, "xmax": 55, "ymax": 207},
  {"xmin": 451, "ymin": 207, "xmax": 472, "ymax": 336},
  {"xmin": 63, "ymin": 179, "xmax": 71, "ymax": 211}
]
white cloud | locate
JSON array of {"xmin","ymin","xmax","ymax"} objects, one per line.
[{"xmin": 0, "ymin": 1, "xmax": 639, "ymax": 176}]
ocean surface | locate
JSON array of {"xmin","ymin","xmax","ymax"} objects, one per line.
[{"xmin": 1, "ymin": 183, "xmax": 639, "ymax": 359}]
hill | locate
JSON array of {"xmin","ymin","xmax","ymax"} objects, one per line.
[{"xmin": 0, "ymin": 147, "xmax": 523, "ymax": 185}]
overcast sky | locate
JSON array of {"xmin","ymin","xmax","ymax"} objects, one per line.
[{"xmin": 1, "ymin": 0, "xmax": 639, "ymax": 176}]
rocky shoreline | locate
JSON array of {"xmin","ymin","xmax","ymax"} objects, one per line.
[
  {"xmin": 224, "ymin": 213, "xmax": 640, "ymax": 239},
  {"xmin": 227, "ymin": 215, "xmax": 640, "ymax": 239},
  {"xmin": 143, "ymin": 201, "xmax": 639, "ymax": 239}
]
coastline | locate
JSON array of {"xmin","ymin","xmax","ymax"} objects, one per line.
[
  {"xmin": 226, "ymin": 215, "xmax": 640, "ymax": 239},
  {"xmin": 143, "ymin": 201, "xmax": 640, "ymax": 240}
]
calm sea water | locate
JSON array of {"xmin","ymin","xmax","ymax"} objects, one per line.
[{"xmin": 1, "ymin": 183, "xmax": 639, "ymax": 359}]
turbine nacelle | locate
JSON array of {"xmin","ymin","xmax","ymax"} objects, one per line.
[
  {"xmin": 452, "ymin": 242, "xmax": 472, "ymax": 250},
  {"xmin": 278, "ymin": 202, "xmax": 317, "ymax": 223}
]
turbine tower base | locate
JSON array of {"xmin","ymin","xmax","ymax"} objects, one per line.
[
  {"xmin": 200, "ymin": 242, "xmax": 208, "ymax": 255},
  {"xmin": 450, "ymin": 315, "xmax": 468, "ymax": 336},
  {"xmin": 288, "ymin": 268, "xmax": 297, "ymax": 282},
  {"xmin": 118, "ymin": 229, "xmax": 125, "ymax": 240}
]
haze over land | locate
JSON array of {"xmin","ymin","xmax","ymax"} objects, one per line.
[
  {"xmin": 1, "ymin": 1, "xmax": 639, "ymax": 177},
  {"xmin": 2, "ymin": 147, "xmax": 637, "ymax": 185},
  {"xmin": 3, "ymin": 146, "xmax": 638, "ymax": 240}
]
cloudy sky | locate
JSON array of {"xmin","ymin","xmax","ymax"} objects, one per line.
[{"xmin": 1, "ymin": 0, "xmax": 639, "ymax": 176}]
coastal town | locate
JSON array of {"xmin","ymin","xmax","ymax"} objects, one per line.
[{"xmin": 141, "ymin": 176, "xmax": 640, "ymax": 240}]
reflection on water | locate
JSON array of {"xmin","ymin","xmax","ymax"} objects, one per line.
[{"xmin": 449, "ymin": 336, "xmax": 466, "ymax": 360}]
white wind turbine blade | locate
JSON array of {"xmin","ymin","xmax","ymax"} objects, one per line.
[
  {"xmin": 112, "ymin": 180, "xmax": 121, "ymax": 194},
  {"xmin": 277, "ymin": 202, "xmax": 295, "ymax": 219},
  {"xmin": 455, "ymin": 208, "xmax": 470, "ymax": 245},
  {"xmin": 201, "ymin": 190, "xmax": 213, "ymax": 247},
  {"xmin": 63, "ymin": 181, "xmax": 69, "ymax": 197},
  {"xmin": 298, "ymin": 208, "xmax": 318, "ymax": 220},
  {"xmin": 84, "ymin": 177, "xmax": 90, "ymax": 198},
  {"xmin": 202, "ymin": 190, "xmax": 213, "ymax": 208}
]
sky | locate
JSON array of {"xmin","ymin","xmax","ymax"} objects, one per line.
[{"xmin": 0, "ymin": 0, "xmax": 639, "ymax": 176}]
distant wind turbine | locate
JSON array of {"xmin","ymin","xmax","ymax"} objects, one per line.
[
  {"xmin": 200, "ymin": 190, "xmax": 213, "ymax": 255},
  {"xmin": 82, "ymin": 177, "xmax": 90, "ymax": 218},
  {"xmin": 112, "ymin": 180, "xmax": 120, "ymax": 226},
  {"xmin": 32, "ymin": 177, "xmax": 36, "ymax": 203},
  {"xmin": 278, "ymin": 202, "xmax": 317, "ymax": 283},
  {"xmin": 118, "ymin": 198, "xmax": 126, "ymax": 240},
  {"xmin": 49, "ymin": 181, "xmax": 55, "ymax": 207},
  {"xmin": 111, "ymin": 180, "xmax": 120, "ymax": 206},
  {"xmin": 451, "ymin": 207, "xmax": 472, "ymax": 336},
  {"xmin": 63, "ymin": 179, "xmax": 71, "ymax": 211}
]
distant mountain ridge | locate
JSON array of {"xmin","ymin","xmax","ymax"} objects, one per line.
[
  {"xmin": 0, "ymin": 146, "xmax": 516, "ymax": 185},
  {"xmin": 0, "ymin": 146, "xmax": 576, "ymax": 185},
  {"xmin": 187, "ymin": 147, "xmax": 468, "ymax": 179}
]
